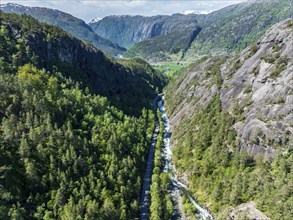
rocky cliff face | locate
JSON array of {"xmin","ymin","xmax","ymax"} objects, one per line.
[
  {"xmin": 124, "ymin": 26, "xmax": 202, "ymax": 62},
  {"xmin": 89, "ymin": 14, "xmax": 202, "ymax": 49},
  {"xmin": 220, "ymin": 19, "xmax": 292, "ymax": 160},
  {"xmin": 166, "ymin": 18, "xmax": 292, "ymax": 160},
  {"xmin": 226, "ymin": 202, "xmax": 270, "ymax": 220}
]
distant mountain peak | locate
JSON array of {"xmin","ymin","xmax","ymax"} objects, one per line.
[{"xmin": 0, "ymin": 3, "xmax": 27, "ymax": 8}]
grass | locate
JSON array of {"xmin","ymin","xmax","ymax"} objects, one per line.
[
  {"xmin": 227, "ymin": 59, "xmax": 243, "ymax": 79},
  {"xmin": 152, "ymin": 62, "xmax": 187, "ymax": 78},
  {"xmin": 269, "ymin": 55, "xmax": 289, "ymax": 79}
]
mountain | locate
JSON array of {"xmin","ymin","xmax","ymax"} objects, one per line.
[
  {"xmin": 0, "ymin": 12, "xmax": 165, "ymax": 115},
  {"xmin": 0, "ymin": 12, "xmax": 165, "ymax": 219},
  {"xmin": 164, "ymin": 18, "xmax": 292, "ymax": 219},
  {"xmin": 0, "ymin": 3, "xmax": 126, "ymax": 56},
  {"xmin": 123, "ymin": 24, "xmax": 201, "ymax": 62},
  {"xmin": 184, "ymin": 0, "xmax": 293, "ymax": 59},
  {"xmin": 90, "ymin": 14, "xmax": 202, "ymax": 62},
  {"xmin": 90, "ymin": 0, "xmax": 291, "ymax": 62},
  {"xmin": 89, "ymin": 13, "xmax": 203, "ymax": 49}
]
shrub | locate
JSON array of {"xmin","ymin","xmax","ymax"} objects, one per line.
[
  {"xmin": 243, "ymin": 84, "xmax": 252, "ymax": 94},
  {"xmin": 270, "ymin": 55, "xmax": 289, "ymax": 79}
]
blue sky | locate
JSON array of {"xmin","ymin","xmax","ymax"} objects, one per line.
[{"xmin": 1, "ymin": 0, "xmax": 246, "ymax": 22}]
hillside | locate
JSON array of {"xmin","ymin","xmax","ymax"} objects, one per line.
[
  {"xmin": 0, "ymin": 12, "xmax": 167, "ymax": 219},
  {"xmin": 164, "ymin": 19, "xmax": 293, "ymax": 219},
  {"xmin": 0, "ymin": 3, "xmax": 126, "ymax": 56},
  {"xmin": 124, "ymin": 26, "xmax": 201, "ymax": 62},
  {"xmin": 0, "ymin": 12, "xmax": 165, "ymax": 115},
  {"xmin": 185, "ymin": 0, "xmax": 293, "ymax": 60}
]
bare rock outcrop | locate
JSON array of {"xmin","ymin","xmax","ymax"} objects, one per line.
[
  {"xmin": 165, "ymin": 19, "xmax": 293, "ymax": 159},
  {"xmin": 227, "ymin": 201, "xmax": 270, "ymax": 220},
  {"xmin": 220, "ymin": 19, "xmax": 292, "ymax": 159}
]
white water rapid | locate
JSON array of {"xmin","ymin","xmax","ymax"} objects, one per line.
[{"xmin": 158, "ymin": 97, "xmax": 213, "ymax": 220}]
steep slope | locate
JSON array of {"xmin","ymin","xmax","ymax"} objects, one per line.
[
  {"xmin": 1, "ymin": 12, "xmax": 165, "ymax": 115},
  {"xmin": 185, "ymin": 0, "xmax": 292, "ymax": 59},
  {"xmin": 124, "ymin": 26, "xmax": 201, "ymax": 62},
  {"xmin": 0, "ymin": 3, "xmax": 126, "ymax": 56},
  {"xmin": 0, "ymin": 64, "xmax": 156, "ymax": 220},
  {"xmin": 0, "ymin": 12, "xmax": 164, "ymax": 220},
  {"xmin": 89, "ymin": 14, "xmax": 203, "ymax": 49},
  {"xmin": 90, "ymin": 13, "xmax": 202, "ymax": 61},
  {"xmin": 164, "ymin": 19, "xmax": 292, "ymax": 219}
]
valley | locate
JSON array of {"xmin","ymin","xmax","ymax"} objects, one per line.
[{"xmin": 0, "ymin": 1, "xmax": 292, "ymax": 219}]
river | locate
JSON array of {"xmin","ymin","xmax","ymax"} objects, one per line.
[{"xmin": 158, "ymin": 96, "xmax": 213, "ymax": 220}]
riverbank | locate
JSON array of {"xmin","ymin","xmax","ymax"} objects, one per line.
[{"xmin": 158, "ymin": 96, "xmax": 213, "ymax": 220}]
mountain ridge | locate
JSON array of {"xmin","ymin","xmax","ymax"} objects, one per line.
[
  {"xmin": 185, "ymin": 0, "xmax": 292, "ymax": 59},
  {"xmin": 0, "ymin": 3, "xmax": 126, "ymax": 56}
]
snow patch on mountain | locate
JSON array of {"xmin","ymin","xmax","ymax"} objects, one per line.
[
  {"xmin": 89, "ymin": 17, "xmax": 103, "ymax": 24},
  {"xmin": 180, "ymin": 10, "xmax": 211, "ymax": 15}
]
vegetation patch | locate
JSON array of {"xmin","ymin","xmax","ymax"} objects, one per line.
[
  {"xmin": 243, "ymin": 84, "xmax": 253, "ymax": 94},
  {"xmin": 204, "ymin": 57, "xmax": 225, "ymax": 88},
  {"xmin": 182, "ymin": 195, "xmax": 198, "ymax": 219},
  {"xmin": 227, "ymin": 58, "xmax": 243, "ymax": 79},
  {"xmin": 153, "ymin": 62, "xmax": 187, "ymax": 79},
  {"xmin": 261, "ymin": 53, "xmax": 277, "ymax": 64},
  {"xmin": 271, "ymin": 96, "xmax": 286, "ymax": 104},
  {"xmin": 269, "ymin": 55, "xmax": 289, "ymax": 79},
  {"xmin": 150, "ymin": 109, "xmax": 173, "ymax": 220},
  {"xmin": 251, "ymin": 66, "xmax": 260, "ymax": 76}
]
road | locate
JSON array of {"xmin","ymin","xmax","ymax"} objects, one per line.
[{"xmin": 139, "ymin": 95, "xmax": 161, "ymax": 220}]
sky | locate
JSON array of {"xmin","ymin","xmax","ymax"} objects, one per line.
[{"xmin": 0, "ymin": 0, "xmax": 246, "ymax": 22}]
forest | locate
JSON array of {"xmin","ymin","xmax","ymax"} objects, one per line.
[
  {"xmin": 0, "ymin": 12, "xmax": 166, "ymax": 116},
  {"xmin": 0, "ymin": 13, "xmax": 161, "ymax": 219}
]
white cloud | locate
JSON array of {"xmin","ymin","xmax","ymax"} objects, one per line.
[{"xmin": 1, "ymin": 0, "xmax": 246, "ymax": 22}]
